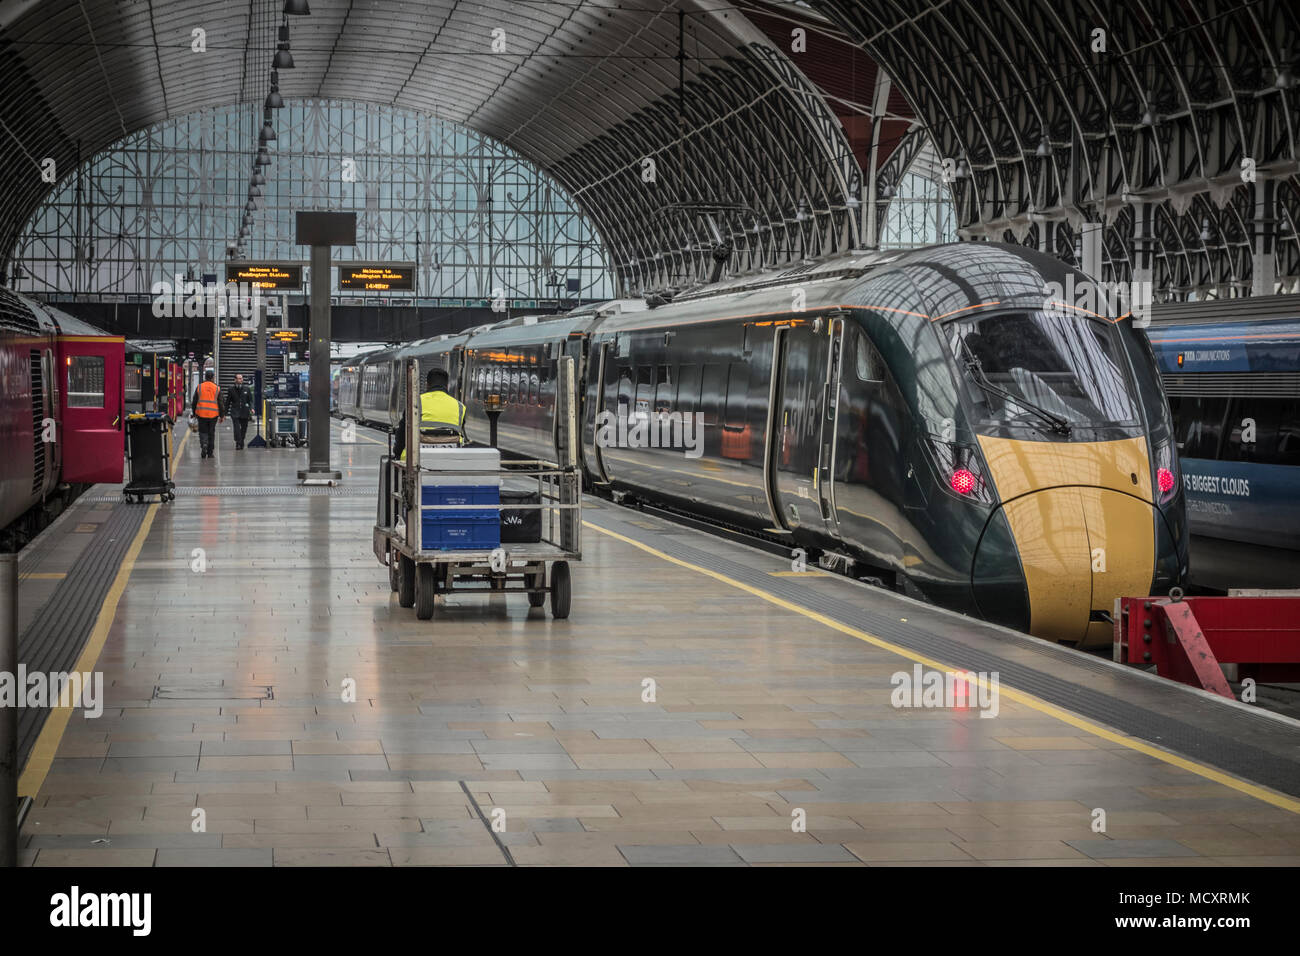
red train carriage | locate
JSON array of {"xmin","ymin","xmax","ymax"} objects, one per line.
[{"xmin": 0, "ymin": 288, "xmax": 125, "ymax": 544}]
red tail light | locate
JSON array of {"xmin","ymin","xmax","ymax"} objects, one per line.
[
  {"xmin": 1157, "ymin": 467, "xmax": 1175, "ymax": 493},
  {"xmin": 950, "ymin": 468, "xmax": 976, "ymax": 494}
]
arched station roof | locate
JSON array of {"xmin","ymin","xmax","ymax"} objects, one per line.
[
  {"xmin": 0, "ymin": 0, "xmax": 891, "ymax": 294},
  {"xmin": 808, "ymin": 0, "xmax": 1300, "ymax": 296},
  {"xmin": 4, "ymin": 0, "xmax": 1295, "ymax": 299}
]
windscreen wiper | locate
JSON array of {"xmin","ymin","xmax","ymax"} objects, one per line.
[{"xmin": 956, "ymin": 337, "xmax": 1072, "ymax": 436}]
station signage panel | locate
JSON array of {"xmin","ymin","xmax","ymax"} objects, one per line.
[
  {"xmin": 338, "ymin": 263, "xmax": 416, "ymax": 292},
  {"xmin": 225, "ymin": 262, "xmax": 303, "ymax": 290},
  {"xmin": 270, "ymin": 328, "xmax": 303, "ymax": 342},
  {"xmin": 220, "ymin": 329, "xmax": 253, "ymax": 342}
]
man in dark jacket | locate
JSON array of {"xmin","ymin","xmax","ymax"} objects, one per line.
[{"xmin": 226, "ymin": 373, "xmax": 256, "ymax": 450}]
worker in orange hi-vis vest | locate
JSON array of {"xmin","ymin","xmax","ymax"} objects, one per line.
[{"xmin": 191, "ymin": 367, "xmax": 226, "ymax": 459}]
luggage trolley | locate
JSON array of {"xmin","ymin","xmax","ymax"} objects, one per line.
[
  {"xmin": 269, "ymin": 399, "xmax": 301, "ymax": 447},
  {"xmin": 123, "ymin": 412, "xmax": 176, "ymax": 503},
  {"xmin": 373, "ymin": 357, "xmax": 582, "ymax": 621}
]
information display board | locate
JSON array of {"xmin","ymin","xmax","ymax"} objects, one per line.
[
  {"xmin": 225, "ymin": 262, "xmax": 303, "ymax": 290},
  {"xmin": 338, "ymin": 263, "xmax": 416, "ymax": 292}
]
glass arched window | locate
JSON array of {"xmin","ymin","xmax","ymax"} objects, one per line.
[{"xmin": 10, "ymin": 99, "xmax": 613, "ymax": 304}]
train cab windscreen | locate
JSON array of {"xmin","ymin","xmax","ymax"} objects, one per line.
[{"xmin": 945, "ymin": 311, "xmax": 1138, "ymax": 433}]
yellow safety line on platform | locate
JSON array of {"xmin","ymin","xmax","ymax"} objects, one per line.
[
  {"xmin": 582, "ymin": 519, "xmax": 1300, "ymax": 815},
  {"xmin": 18, "ymin": 428, "xmax": 191, "ymax": 800}
]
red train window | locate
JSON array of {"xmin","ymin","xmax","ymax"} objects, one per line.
[{"xmin": 68, "ymin": 355, "xmax": 105, "ymax": 408}]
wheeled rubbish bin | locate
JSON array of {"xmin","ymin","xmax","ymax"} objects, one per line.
[{"xmin": 123, "ymin": 412, "xmax": 176, "ymax": 503}]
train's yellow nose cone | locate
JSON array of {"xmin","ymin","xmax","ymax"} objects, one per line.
[
  {"xmin": 994, "ymin": 487, "xmax": 1156, "ymax": 645},
  {"xmin": 976, "ymin": 435, "xmax": 1158, "ymax": 646}
]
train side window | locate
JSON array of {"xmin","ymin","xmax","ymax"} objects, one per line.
[
  {"xmin": 68, "ymin": 355, "xmax": 106, "ymax": 408},
  {"xmin": 700, "ymin": 363, "xmax": 723, "ymax": 425},
  {"xmin": 675, "ymin": 364, "xmax": 699, "ymax": 414},
  {"xmin": 853, "ymin": 330, "xmax": 884, "ymax": 383},
  {"xmin": 1169, "ymin": 395, "xmax": 1229, "ymax": 460},
  {"xmin": 634, "ymin": 366, "xmax": 653, "ymax": 418},
  {"xmin": 724, "ymin": 363, "xmax": 748, "ymax": 428},
  {"xmin": 616, "ymin": 367, "xmax": 634, "ymax": 418},
  {"xmin": 654, "ymin": 365, "xmax": 673, "ymax": 414},
  {"xmin": 1222, "ymin": 397, "xmax": 1300, "ymax": 467},
  {"xmin": 124, "ymin": 366, "xmax": 143, "ymax": 402}
]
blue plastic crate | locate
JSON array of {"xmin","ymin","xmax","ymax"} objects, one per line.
[
  {"xmin": 422, "ymin": 484, "xmax": 500, "ymax": 507},
  {"xmin": 421, "ymin": 508, "xmax": 501, "ymax": 550}
]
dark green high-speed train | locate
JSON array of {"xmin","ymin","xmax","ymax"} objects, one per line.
[{"xmin": 341, "ymin": 243, "xmax": 1189, "ymax": 646}]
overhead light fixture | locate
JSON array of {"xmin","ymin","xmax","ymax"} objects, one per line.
[
  {"xmin": 846, "ymin": 195, "xmax": 861, "ymax": 209},
  {"xmin": 243, "ymin": 213, "xmax": 254, "ymax": 226},
  {"xmin": 248, "ymin": 184, "xmax": 262, "ymax": 198},
  {"xmin": 265, "ymin": 70, "xmax": 284, "ymax": 109},
  {"xmin": 1276, "ymin": 47, "xmax": 1295, "ymax": 90},
  {"xmin": 1200, "ymin": 218, "xmax": 1212, "ymax": 241},
  {"xmin": 256, "ymin": 147, "xmax": 271, "ymax": 166},
  {"xmin": 795, "ymin": 201, "xmax": 810, "ymax": 223},
  {"xmin": 259, "ymin": 110, "xmax": 276, "ymax": 144},
  {"xmin": 955, "ymin": 157, "xmax": 971, "ymax": 178},
  {"xmin": 246, "ymin": 199, "xmax": 257, "ymax": 212},
  {"xmin": 251, "ymin": 169, "xmax": 267, "ymax": 186},
  {"xmin": 1139, "ymin": 91, "xmax": 1158, "ymax": 127},
  {"xmin": 283, "ymin": 0, "xmax": 310, "ymax": 14},
  {"xmin": 880, "ymin": 181, "xmax": 896, "ymax": 199},
  {"xmin": 274, "ymin": 24, "xmax": 295, "ymax": 69},
  {"xmin": 1036, "ymin": 136, "xmax": 1052, "ymax": 157}
]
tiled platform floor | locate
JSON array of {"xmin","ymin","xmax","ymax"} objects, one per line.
[{"xmin": 17, "ymin": 419, "xmax": 1300, "ymax": 866}]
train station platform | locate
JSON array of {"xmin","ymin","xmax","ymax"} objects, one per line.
[{"xmin": 13, "ymin": 419, "xmax": 1300, "ymax": 867}]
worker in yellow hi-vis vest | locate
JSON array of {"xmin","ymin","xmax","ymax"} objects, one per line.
[{"xmin": 394, "ymin": 367, "xmax": 466, "ymax": 461}]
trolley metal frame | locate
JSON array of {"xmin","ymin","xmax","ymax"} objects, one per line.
[
  {"xmin": 372, "ymin": 356, "xmax": 582, "ymax": 621},
  {"xmin": 269, "ymin": 399, "xmax": 302, "ymax": 447},
  {"xmin": 123, "ymin": 412, "xmax": 176, "ymax": 503}
]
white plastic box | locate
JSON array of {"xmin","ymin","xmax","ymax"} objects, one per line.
[{"xmin": 420, "ymin": 445, "xmax": 502, "ymax": 487}]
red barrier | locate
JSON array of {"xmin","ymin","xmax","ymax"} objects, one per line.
[{"xmin": 1114, "ymin": 591, "xmax": 1300, "ymax": 697}]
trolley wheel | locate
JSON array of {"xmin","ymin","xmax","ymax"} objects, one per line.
[
  {"xmin": 415, "ymin": 562, "xmax": 437, "ymax": 620},
  {"xmin": 397, "ymin": 554, "xmax": 416, "ymax": 608},
  {"xmin": 549, "ymin": 561, "xmax": 571, "ymax": 619},
  {"xmin": 388, "ymin": 550, "xmax": 401, "ymax": 592},
  {"xmin": 527, "ymin": 570, "xmax": 546, "ymax": 607}
]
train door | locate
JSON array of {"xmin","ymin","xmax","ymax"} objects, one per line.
[
  {"xmin": 37, "ymin": 348, "xmax": 59, "ymax": 495},
  {"xmin": 57, "ymin": 335, "xmax": 126, "ymax": 483},
  {"xmin": 167, "ymin": 360, "xmax": 182, "ymax": 419},
  {"xmin": 585, "ymin": 340, "xmax": 612, "ymax": 484},
  {"xmin": 559, "ymin": 334, "xmax": 587, "ymax": 469},
  {"xmin": 765, "ymin": 315, "xmax": 843, "ymax": 534}
]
